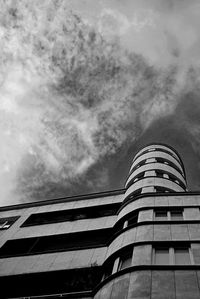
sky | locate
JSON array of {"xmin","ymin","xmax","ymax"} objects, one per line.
[{"xmin": 1, "ymin": 0, "xmax": 200, "ymax": 206}]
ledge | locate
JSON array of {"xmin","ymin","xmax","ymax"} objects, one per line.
[{"xmin": 0, "ymin": 189, "xmax": 125, "ymax": 211}]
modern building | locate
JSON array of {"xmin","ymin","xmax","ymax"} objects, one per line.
[{"xmin": 1, "ymin": 143, "xmax": 200, "ymax": 298}]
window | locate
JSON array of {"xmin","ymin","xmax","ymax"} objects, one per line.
[
  {"xmin": 153, "ymin": 246, "xmax": 191, "ymax": 265},
  {"xmin": 170, "ymin": 210, "xmax": 183, "ymax": 220},
  {"xmin": 128, "ymin": 188, "xmax": 142, "ymax": 200},
  {"xmin": 174, "ymin": 248, "xmax": 190, "ymax": 265},
  {"xmin": 127, "ymin": 213, "xmax": 138, "ymax": 227},
  {"xmin": 0, "ymin": 267, "xmax": 102, "ymax": 297},
  {"xmin": 0, "ymin": 216, "xmax": 19, "ymax": 230},
  {"xmin": 154, "ymin": 209, "xmax": 183, "ymax": 221},
  {"xmin": 155, "ymin": 210, "xmax": 168, "ymax": 220},
  {"xmin": 103, "ymin": 259, "xmax": 114, "ymax": 279},
  {"xmin": 118, "ymin": 249, "xmax": 132, "ymax": 271},
  {"xmin": 154, "ymin": 186, "xmax": 174, "ymax": 193},
  {"xmin": 154, "ymin": 248, "xmax": 169, "ymax": 265},
  {"xmin": 0, "ymin": 228, "xmax": 113, "ymax": 258},
  {"xmin": 21, "ymin": 203, "xmax": 120, "ymax": 227}
]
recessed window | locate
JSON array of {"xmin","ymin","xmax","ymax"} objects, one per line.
[
  {"xmin": 154, "ymin": 248, "xmax": 169, "ymax": 265},
  {"xmin": 103, "ymin": 259, "xmax": 114, "ymax": 279},
  {"xmin": 153, "ymin": 246, "xmax": 191, "ymax": 265},
  {"xmin": 0, "ymin": 228, "xmax": 113, "ymax": 258},
  {"xmin": 118, "ymin": 249, "xmax": 133, "ymax": 271},
  {"xmin": 174, "ymin": 248, "xmax": 190, "ymax": 265},
  {"xmin": 0, "ymin": 216, "xmax": 19, "ymax": 230},
  {"xmin": 154, "ymin": 209, "xmax": 183, "ymax": 221},
  {"xmin": 155, "ymin": 210, "xmax": 168, "ymax": 220},
  {"xmin": 170, "ymin": 210, "xmax": 183, "ymax": 220},
  {"xmin": 22, "ymin": 203, "xmax": 120, "ymax": 227},
  {"xmin": 127, "ymin": 213, "xmax": 138, "ymax": 226}
]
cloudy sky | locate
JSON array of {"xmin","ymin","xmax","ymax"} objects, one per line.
[{"xmin": 1, "ymin": 0, "xmax": 200, "ymax": 206}]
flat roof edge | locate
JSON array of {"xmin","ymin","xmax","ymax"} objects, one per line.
[{"xmin": 0, "ymin": 189, "xmax": 125, "ymax": 211}]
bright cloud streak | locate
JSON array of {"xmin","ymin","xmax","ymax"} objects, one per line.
[{"xmin": 0, "ymin": 0, "xmax": 200, "ymax": 205}]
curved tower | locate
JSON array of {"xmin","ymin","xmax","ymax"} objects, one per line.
[
  {"xmin": 94, "ymin": 144, "xmax": 191, "ymax": 299},
  {"xmin": 124, "ymin": 143, "xmax": 187, "ymax": 203}
]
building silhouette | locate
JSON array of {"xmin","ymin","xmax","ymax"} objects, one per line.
[{"xmin": 0, "ymin": 143, "xmax": 200, "ymax": 298}]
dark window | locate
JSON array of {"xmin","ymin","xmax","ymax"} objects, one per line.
[
  {"xmin": 170, "ymin": 210, "xmax": 183, "ymax": 220},
  {"xmin": 154, "ymin": 186, "xmax": 174, "ymax": 193},
  {"xmin": 118, "ymin": 248, "xmax": 133, "ymax": 271},
  {"xmin": 0, "ymin": 228, "xmax": 113, "ymax": 258},
  {"xmin": 0, "ymin": 216, "xmax": 19, "ymax": 230},
  {"xmin": 21, "ymin": 203, "xmax": 120, "ymax": 227},
  {"xmin": 127, "ymin": 213, "xmax": 138, "ymax": 226},
  {"xmin": 0, "ymin": 267, "xmax": 102, "ymax": 297},
  {"xmin": 103, "ymin": 259, "xmax": 114, "ymax": 279},
  {"xmin": 155, "ymin": 170, "xmax": 164, "ymax": 178},
  {"xmin": 155, "ymin": 210, "xmax": 168, "ymax": 220},
  {"xmin": 128, "ymin": 188, "xmax": 142, "ymax": 200}
]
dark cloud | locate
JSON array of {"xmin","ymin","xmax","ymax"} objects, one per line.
[{"xmin": 0, "ymin": 0, "xmax": 200, "ymax": 205}]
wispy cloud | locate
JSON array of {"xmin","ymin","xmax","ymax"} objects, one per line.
[{"xmin": 0, "ymin": 0, "xmax": 200, "ymax": 204}]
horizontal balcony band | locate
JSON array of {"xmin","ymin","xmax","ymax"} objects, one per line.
[
  {"xmin": 106, "ymin": 220, "xmax": 200, "ymax": 259},
  {"xmin": 126, "ymin": 164, "xmax": 186, "ymax": 188},
  {"xmin": 120, "ymin": 191, "xmax": 196, "ymax": 213},
  {"xmin": 112, "ymin": 219, "xmax": 200, "ymax": 244},
  {"xmin": 116, "ymin": 204, "xmax": 200, "ymax": 224},
  {"xmin": 133, "ymin": 144, "xmax": 182, "ymax": 163},
  {"xmin": 124, "ymin": 179, "xmax": 185, "ymax": 199},
  {"xmin": 125, "ymin": 174, "xmax": 186, "ymax": 191},
  {"xmin": 12, "ymin": 290, "xmax": 93, "ymax": 299},
  {"xmin": 130, "ymin": 152, "xmax": 183, "ymax": 174},
  {"xmin": 133, "ymin": 148, "xmax": 181, "ymax": 166}
]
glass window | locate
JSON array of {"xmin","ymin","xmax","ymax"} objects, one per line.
[
  {"xmin": 154, "ymin": 248, "xmax": 169, "ymax": 265},
  {"xmin": 103, "ymin": 259, "xmax": 114, "ymax": 279},
  {"xmin": 154, "ymin": 210, "xmax": 168, "ymax": 220},
  {"xmin": 118, "ymin": 249, "xmax": 133, "ymax": 271},
  {"xmin": 0, "ymin": 217, "xmax": 19, "ymax": 230},
  {"xmin": 174, "ymin": 248, "xmax": 190, "ymax": 265},
  {"xmin": 170, "ymin": 210, "xmax": 183, "ymax": 220},
  {"xmin": 127, "ymin": 214, "xmax": 138, "ymax": 226}
]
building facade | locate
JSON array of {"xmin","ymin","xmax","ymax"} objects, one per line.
[{"xmin": 1, "ymin": 144, "xmax": 200, "ymax": 298}]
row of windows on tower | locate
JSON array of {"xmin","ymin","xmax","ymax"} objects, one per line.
[
  {"xmin": 127, "ymin": 169, "xmax": 185, "ymax": 190},
  {"xmin": 127, "ymin": 186, "xmax": 178, "ymax": 200},
  {"xmin": 103, "ymin": 244, "xmax": 194, "ymax": 281},
  {"xmin": 133, "ymin": 147, "xmax": 180, "ymax": 164},
  {"xmin": 115, "ymin": 208, "xmax": 184, "ymax": 231},
  {"xmin": 130, "ymin": 157, "xmax": 184, "ymax": 178}
]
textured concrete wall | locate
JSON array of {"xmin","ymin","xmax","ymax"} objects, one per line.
[
  {"xmin": 106, "ymin": 223, "xmax": 200, "ymax": 260},
  {"xmin": 117, "ymin": 194, "xmax": 200, "ymax": 222},
  {"xmin": 94, "ymin": 270, "xmax": 200, "ymax": 299},
  {"xmin": 0, "ymin": 247, "xmax": 107, "ymax": 276}
]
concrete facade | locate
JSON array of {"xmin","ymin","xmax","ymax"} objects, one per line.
[{"xmin": 0, "ymin": 144, "xmax": 200, "ymax": 298}]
